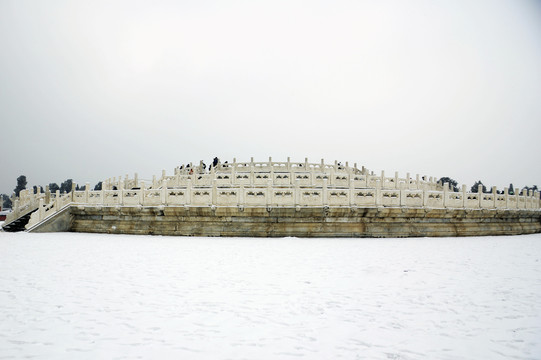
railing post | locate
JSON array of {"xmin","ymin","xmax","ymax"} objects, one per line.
[
  {"xmin": 295, "ymin": 180, "xmax": 300, "ymax": 207},
  {"xmin": 84, "ymin": 184, "xmax": 90, "ymax": 204},
  {"xmin": 394, "ymin": 172, "xmax": 399, "ymax": 189},
  {"xmin": 375, "ymin": 180, "xmax": 382, "ymax": 206},
  {"xmin": 287, "ymin": 157, "xmax": 291, "ymax": 171},
  {"xmin": 289, "ymin": 169, "xmax": 294, "ymax": 186},
  {"xmin": 185, "ymin": 179, "xmax": 191, "ymax": 205},
  {"xmin": 118, "ymin": 181, "xmax": 123, "ymax": 205},
  {"xmin": 492, "ymin": 186, "xmax": 497, "ymax": 208},
  {"xmin": 443, "ymin": 182, "xmax": 449, "ymax": 208},
  {"xmin": 462, "ymin": 185, "xmax": 467, "ymax": 208},
  {"xmin": 45, "ymin": 185, "xmax": 50, "ymax": 204},
  {"xmin": 55, "ymin": 190, "xmax": 60, "ymax": 210},
  {"xmin": 38, "ymin": 198, "xmax": 44, "ymax": 222},
  {"xmin": 71, "ymin": 183, "xmax": 76, "ymax": 202},
  {"xmin": 161, "ymin": 179, "xmax": 167, "ymax": 205},
  {"xmin": 349, "ymin": 176, "xmax": 354, "ymax": 206},
  {"xmin": 211, "ymin": 179, "xmax": 217, "ymax": 206},
  {"xmin": 406, "ymin": 173, "xmax": 411, "ymax": 190},
  {"xmin": 323, "ymin": 179, "xmax": 328, "ymax": 206},
  {"xmin": 504, "ymin": 187, "xmax": 509, "ymax": 209},
  {"xmin": 380, "ymin": 170, "xmax": 385, "ymax": 188},
  {"xmin": 267, "ymin": 179, "xmax": 272, "ymax": 207},
  {"xmin": 239, "ymin": 184, "xmax": 244, "ymax": 206},
  {"xmin": 13, "ymin": 199, "xmax": 19, "ymax": 217},
  {"xmin": 139, "ymin": 181, "xmax": 145, "ymax": 206},
  {"xmin": 400, "ymin": 181, "xmax": 406, "ymax": 207},
  {"xmin": 478, "ymin": 183, "xmax": 483, "ymax": 208}
]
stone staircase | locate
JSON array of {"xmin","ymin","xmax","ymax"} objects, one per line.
[{"xmin": 2, "ymin": 209, "xmax": 37, "ymax": 232}]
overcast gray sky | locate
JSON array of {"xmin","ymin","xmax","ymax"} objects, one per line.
[{"xmin": 1, "ymin": 0, "xmax": 540, "ymax": 195}]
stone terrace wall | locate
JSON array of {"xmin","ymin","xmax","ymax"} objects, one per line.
[{"xmin": 30, "ymin": 205, "xmax": 541, "ymax": 238}]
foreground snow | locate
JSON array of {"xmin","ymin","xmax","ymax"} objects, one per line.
[{"xmin": 0, "ymin": 232, "xmax": 540, "ymax": 360}]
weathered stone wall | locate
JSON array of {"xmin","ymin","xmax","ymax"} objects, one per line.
[{"xmin": 30, "ymin": 205, "xmax": 541, "ymax": 238}]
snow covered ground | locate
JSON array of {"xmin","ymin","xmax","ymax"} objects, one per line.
[{"xmin": 0, "ymin": 232, "xmax": 540, "ymax": 360}]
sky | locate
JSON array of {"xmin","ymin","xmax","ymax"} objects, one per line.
[{"xmin": 1, "ymin": 0, "xmax": 540, "ymax": 195}]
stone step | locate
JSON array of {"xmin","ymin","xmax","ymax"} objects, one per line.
[{"xmin": 2, "ymin": 211, "xmax": 35, "ymax": 232}]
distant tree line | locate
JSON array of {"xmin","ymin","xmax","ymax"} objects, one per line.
[
  {"xmin": 1, "ymin": 194, "xmax": 11, "ymax": 209},
  {"xmin": 1, "ymin": 176, "xmax": 103, "ymax": 209}
]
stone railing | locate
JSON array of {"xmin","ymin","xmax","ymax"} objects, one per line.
[
  {"xmin": 25, "ymin": 180, "xmax": 541, "ymax": 230},
  {"xmin": 79, "ymin": 182, "xmax": 540, "ymax": 209},
  {"xmin": 4, "ymin": 189, "xmax": 45, "ymax": 225},
  {"xmin": 102, "ymin": 157, "xmax": 442, "ymax": 192}
]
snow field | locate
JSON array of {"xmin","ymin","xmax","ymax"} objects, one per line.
[{"xmin": 0, "ymin": 232, "xmax": 540, "ymax": 359}]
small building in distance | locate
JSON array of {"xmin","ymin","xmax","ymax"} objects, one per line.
[{"xmin": 0, "ymin": 209, "xmax": 10, "ymax": 221}]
